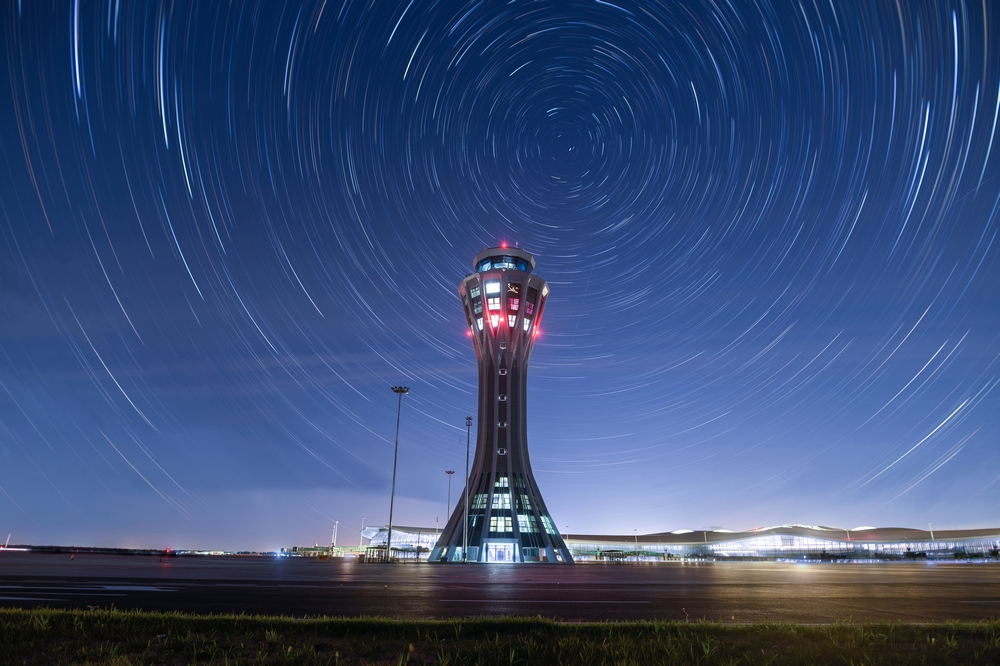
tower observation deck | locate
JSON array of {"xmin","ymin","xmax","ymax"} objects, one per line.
[{"xmin": 429, "ymin": 247, "xmax": 573, "ymax": 563}]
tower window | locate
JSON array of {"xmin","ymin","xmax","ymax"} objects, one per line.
[
  {"xmin": 492, "ymin": 493, "xmax": 511, "ymax": 509},
  {"xmin": 490, "ymin": 315, "xmax": 500, "ymax": 328},
  {"xmin": 473, "ymin": 301, "xmax": 483, "ymax": 314},
  {"xmin": 476, "ymin": 318, "xmax": 483, "ymax": 330},
  {"xmin": 489, "ymin": 516, "xmax": 513, "ymax": 533},
  {"xmin": 508, "ymin": 315, "xmax": 517, "ymax": 328},
  {"xmin": 541, "ymin": 515, "xmax": 557, "ymax": 535},
  {"xmin": 523, "ymin": 318, "xmax": 531, "ymax": 331},
  {"xmin": 518, "ymin": 514, "xmax": 539, "ymax": 532},
  {"xmin": 499, "ymin": 368, "xmax": 507, "ymax": 375},
  {"xmin": 508, "ymin": 297, "xmax": 519, "ymax": 312},
  {"xmin": 498, "ymin": 421, "xmax": 507, "ymax": 428},
  {"xmin": 525, "ymin": 301, "xmax": 535, "ymax": 316},
  {"xmin": 470, "ymin": 286, "xmax": 481, "ymax": 298},
  {"xmin": 487, "ymin": 297, "xmax": 500, "ymax": 311},
  {"xmin": 498, "ymin": 448, "xmax": 506, "ymax": 456},
  {"xmin": 499, "ymin": 342, "xmax": 506, "ymax": 349},
  {"xmin": 498, "ymin": 394, "xmax": 506, "ymax": 401},
  {"xmin": 485, "ymin": 282, "xmax": 501, "ymax": 295},
  {"xmin": 494, "ymin": 477, "xmax": 509, "ymax": 487}
]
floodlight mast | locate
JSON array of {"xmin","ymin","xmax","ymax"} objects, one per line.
[
  {"xmin": 430, "ymin": 247, "xmax": 572, "ymax": 564},
  {"xmin": 385, "ymin": 385, "xmax": 408, "ymax": 562},
  {"xmin": 464, "ymin": 415, "xmax": 472, "ymax": 562}
]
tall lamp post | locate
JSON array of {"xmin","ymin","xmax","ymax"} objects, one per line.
[
  {"xmin": 464, "ymin": 416, "xmax": 473, "ymax": 562},
  {"xmin": 386, "ymin": 386, "xmax": 409, "ymax": 562},
  {"xmin": 359, "ymin": 517, "xmax": 366, "ymax": 548},
  {"xmin": 445, "ymin": 470, "xmax": 455, "ymax": 525}
]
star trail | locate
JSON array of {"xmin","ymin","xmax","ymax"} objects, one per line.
[{"xmin": 1, "ymin": 1, "xmax": 999, "ymax": 550}]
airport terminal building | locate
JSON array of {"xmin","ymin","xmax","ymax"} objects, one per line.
[{"xmin": 362, "ymin": 524, "xmax": 1000, "ymax": 562}]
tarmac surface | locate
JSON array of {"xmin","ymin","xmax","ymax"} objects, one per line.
[{"xmin": 3, "ymin": 551, "xmax": 1000, "ymax": 622}]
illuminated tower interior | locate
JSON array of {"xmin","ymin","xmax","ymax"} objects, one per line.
[{"xmin": 430, "ymin": 247, "xmax": 573, "ymax": 563}]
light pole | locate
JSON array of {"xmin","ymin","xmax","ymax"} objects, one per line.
[
  {"xmin": 464, "ymin": 416, "xmax": 472, "ymax": 562},
  {"xmin": 359, "ymin": 517, "xmax": 365, "ymax": 548},
  {"xmin": 386, "ymin": 386, "xmax": 409, "ymax": 563},
  {"xmin": 928, "ymin": 522, "xmax": 934, "ymax": 540},
  {"xmin": 445, "ymin": 470, "xmax": 455, "ymax": 521},
  {"xmin": 331, "ymin": 520, "xmax": 339, "ymax": 553}
]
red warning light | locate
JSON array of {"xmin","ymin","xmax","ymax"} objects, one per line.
[{"xmin": 501, "ymin": 241, "xmax": 507, "ymax": 249}]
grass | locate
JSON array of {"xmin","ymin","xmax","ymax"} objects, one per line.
[{"xmin": 3, "ymin": 607, "xmax": 1000, "ymax": 664}]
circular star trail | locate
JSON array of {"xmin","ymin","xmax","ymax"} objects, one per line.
[{"xmin": 1, "ymin": 0, "xmax": 999, "ymax": 547}]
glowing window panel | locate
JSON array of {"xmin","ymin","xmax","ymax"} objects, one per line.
[
  {"xmin": 518, "ymin": 514, "xmax": 539, "ymax": 532},
  {"xmin": 487, "ymin": 297, "xmax": 500, "ymax": 311},
  {"xmin": 484, "ymin": 281, "xmax": 501, "ymax": 295},
  {"xmin": 492, "ymin": 493, "xmax": 511, "ymax": 509},
  {"xmin": 489, "ymin": 516, "xmax": 513, "ymax": 533},
  {"xmin": 472, "ymin": 494, "xmax": 488, "ymax": 510},
  {"xmin": 476, "ymin": 317, "xmax": 483, "ymax": 330},
  {"xmin": 524, "ymin": 301, "xmax": 535, "ymax": 316},
  {"xmin": 508, "ymin": 315, "xmax": 517, "ymax": 328},
  {"xmin": 508, "ymin": 297, "xmax": 519, "ymax": 312},
  {"xmin": 522, "ymin": 318, "xmax": 530, "ymax": 331},
  {"xmin": 469, "ymin": 286, "xmax": 481, "ymax": 298},
  {"xmin": 490, "ymin": 314, "xmax": 500, "ymax": 328},
  {"xmin": 520, "ymin": 494, "xmax": 532, "ymax": 510},
  {"xmin": 495, "ymin": 477, "xmax": 509, "ymax": 488},
  {"xmin": 541, "ymin": 515, "xmax": 557, "ymax": 535},
  {"xmin": 473, "ymin": 302, "xmax": 482, "ymax": 314}
]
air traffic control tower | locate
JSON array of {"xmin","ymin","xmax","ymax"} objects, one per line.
[{"xmin": 429, "ymin": 247, "xmax": 573, "ymax": 564}]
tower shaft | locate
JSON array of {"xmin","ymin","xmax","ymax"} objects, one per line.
[{"xmin": 430, "ymin": 248, "xmax": 573, "ymax": 564}]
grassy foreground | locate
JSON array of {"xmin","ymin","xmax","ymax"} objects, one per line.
[{"xmin": 3, "ymin": 608, "xmax": 1000, "ymax": 664}]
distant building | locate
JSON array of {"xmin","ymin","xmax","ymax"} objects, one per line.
[
  {"xmin": 568, "ymin": 525, "xmax": 1000, "ymax": 561},
  {"xmin": 363, "ymin": 524, "xmax": 1000, "ymax": 562},
  {"xmin": 429, "ymin": 247, "xmax": 573, "ymax": 564}
]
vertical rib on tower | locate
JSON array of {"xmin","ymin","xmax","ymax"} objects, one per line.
[{"xmin": 430, "ymin": 247, "xmax": 573, "ymax": 564}]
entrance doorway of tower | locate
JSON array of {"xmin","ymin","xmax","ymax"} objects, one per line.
[{"xmin": 484, "ymin": 540, "xmax": 519, "ymax": 563}]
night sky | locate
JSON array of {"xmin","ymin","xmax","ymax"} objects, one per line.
[{"xmin": 2, "ymin": 1, "xmax": 999, "ymax": 551}]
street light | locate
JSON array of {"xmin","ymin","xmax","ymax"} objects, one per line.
[
  {"xmin": 446, "ymin": 470, "xmax": 455, "ymax": 523},
  {"xmin": 464, "ymin": 415, "xmax": 473, "ymax": 562},
  {"xmin": 386, "ymin": 385, "xmax": 409, "ymax": 563},
  {"xmin": 359, "ymin": 516, "xmax": 365, "ymax": 548}
]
